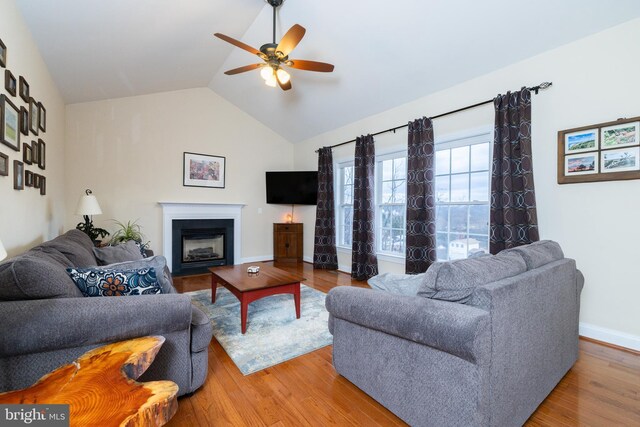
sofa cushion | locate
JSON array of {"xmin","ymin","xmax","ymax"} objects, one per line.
[
  {"xmin": 417, "ymin": 251, "xmax": 527, "ymax": 303},
  {"xmin": 501, "ymin": 240, "xmax": 564, "ymax": 270},
  {"xmin": 39, "ymin": 230, "xmax": 97, "ymax": 267},
  {"xmin": 368, "ymin": 272, "xmax": 423, "ymax": 296},
  {"xmin": 67, "ymin": 266, "xmax": 162, "ymax": 297},
  {"xmin": 93, "ymin": 240, "xmax": 144, "ymax": 265},
  {"xmin": 0, "ymin": 253, "xmax": 83, "ymax": 300},
  {"xmin": 100, "ymin": 256, "xmax": 175, "ymax": 294}
]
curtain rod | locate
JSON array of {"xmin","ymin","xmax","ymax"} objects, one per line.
[{"xmin": 316, "ymin": 82, "xmax": 552, "ymax": 153}]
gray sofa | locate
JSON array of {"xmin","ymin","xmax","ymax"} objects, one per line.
[
  {"xmin": 0, "ymin": 230, "xmax": 212, "ymax": 396},
  {"xmin": 326, "ymin": 241, "xmax": 584, "ymax": 427}
]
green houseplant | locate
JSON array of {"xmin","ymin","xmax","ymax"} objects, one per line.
[
  {"xmin": 76, "ymin": 217, "xmax": 109, "ymax": 245},
  {"xmin": 110, "ymin": 219, "xmax": 150, "ymax": 252}
]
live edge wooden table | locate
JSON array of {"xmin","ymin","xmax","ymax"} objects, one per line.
[
  {"xmin": 209, "ymin": 263, "xmax": 306, "ymax": 334},
  {"xmin": 0, "ymin": 336, "xmax": 178, "ymax": 427}
]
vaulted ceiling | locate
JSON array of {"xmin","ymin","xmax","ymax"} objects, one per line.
[{"xmin": 16, "ymin": 0, "xmax": 640, "ymax": 142}]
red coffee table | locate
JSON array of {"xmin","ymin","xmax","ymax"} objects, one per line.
[{"xmin": 209, "ymin": 263, "xmax": 306, "ymax": 334}]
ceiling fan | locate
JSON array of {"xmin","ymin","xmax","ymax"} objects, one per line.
[{"xmin": 214, "ymin": 0, "xmax": 334, "ymax": 91}]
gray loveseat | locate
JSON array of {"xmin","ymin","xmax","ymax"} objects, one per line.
[
  {"xmin": 326, "ymin": 241, "xmax": 584, "ymax": 426},
  {"xmin": 0, "ymin": 230, "xmax": 212, "ymax": 396}
]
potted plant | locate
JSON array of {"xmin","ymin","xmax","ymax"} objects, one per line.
[
  {"xmin": 76, "ymin": 218, "xmax": 109, "ymax": 246},
  {"xmin": 109, "ymin": 219, "xmax": 150, "ymax": 254}
]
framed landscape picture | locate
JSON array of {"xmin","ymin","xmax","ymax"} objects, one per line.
[
  {"xmin": 183, "ymin": 152, "xmax": 226, "ymax": 189},
  {"xmin": 29, "ymin": 98, "xmax": 39, "ymax": 136},
  {"xmin": 1, "ymin": 95, "xmax": 20, "ymax": 151},
  {"xmin": 558, "ymin": 116, "xmax": 640, "ymax": 184},
  {"xmin": 0, "ymin": 152, "xmax": 8, "ymax": 176}
]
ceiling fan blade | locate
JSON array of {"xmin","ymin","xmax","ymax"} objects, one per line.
[
  {"xmin": 277, "ymin": 74, "xmax": 292, "ymax": 91},
  {"xmin": 224, "ymin": 64, "xmax": 264, "ymax": 75},
  {"xmin": 276, "ymin": 24, "xmax": 306, "ymax": 57},
  {"xmin": 214, "ymin": 33, "xmax": 261, "ymax": 56},
  {"xmin": 287, "ymin": 60, "xmax": 334, "ymax": 73}
]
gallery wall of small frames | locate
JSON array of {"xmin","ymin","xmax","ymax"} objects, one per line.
[{"xmin": 0, "ymin": 36, "xmax": 47, "ymax": 195}]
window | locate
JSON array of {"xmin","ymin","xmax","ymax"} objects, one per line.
[
  {"xmin": 435, "ymin": 137, "xmax": 491, "ymax": 260},
  {"xmin": 377, "ymin": 154, "xmax": 406, "ymax": 255},
  {"xmin": 337, "ymin": 163, "xmax": 354, "ymax": 247},
  {"xmin": 335, "ymin": 129, "xmax": 491, "ymax": 262}
]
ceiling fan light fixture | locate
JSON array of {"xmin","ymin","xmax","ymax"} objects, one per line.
[
  {"xmin": 276, "ymin": 68, "xmax": 290, "ymax": 84},
  {"xmin": 260, "ymin": 66, "xmax": 274, "ymax": 81},
  {"xmin": 265, "ymin": 73, "xmax": 277, "ymax": 87}
]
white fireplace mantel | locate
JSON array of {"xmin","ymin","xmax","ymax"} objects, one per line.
[{"xmin": 159, "ymin": 202, "xmax": 245, "ymax": 271}]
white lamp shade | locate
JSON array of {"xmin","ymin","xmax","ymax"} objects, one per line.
[
  {"xmin": 0, "ymin": 239, "xmax": 7, "ymax": 262},
  {"xmin": 76, "ymin": 194, "xmax": 103, "ymax": 216}
]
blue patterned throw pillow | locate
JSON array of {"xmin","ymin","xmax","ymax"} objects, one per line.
[{"xmin": 66, "ymin": 266, "xmax": 162, "ymax": 297}]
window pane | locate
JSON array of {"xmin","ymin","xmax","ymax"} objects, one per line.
[
  {"xmin": 450, "ymin": 174, "xmax": 469, "ymax": 202},
  {"xmin": 470, "ymin": 172, "xmax": 488, "ymax": 202},
  {"xmin": 470, "ymin": 143, "xmax": 489, "ymax": 172},
  {"xmin": 381, "ymin": 229, "xmax": 392, "ymax": 252},
  {"xmin": 469, "ymin": 205, "xmax": 489, "ymax": 235},
  {"xmin": 393, "ymin": 158, "xmax": 407, "ymax": 179},
  {"xmin": 436, "ymin": 232, "xmax": 449, "ymax": 261},
  {"xmin": 436, "ymin": 205, "xmax": 449, "ymax": 233},
  {"xmin": 343, "ymin": 226, "xmax": 352, "ymax": 246},
  {"xmin": 471, "ymin": 235, "xmax": 489, "ymax": 255},
  {"xmin": 436, "ymin": 175, "xmax": 450, "ymax": 202},
  {"xmin": 391, "ymin": 206, "xmax": 404, "ymax": 229},
  {"xmin": 343, "ymin": 185, "xmax": 353, "ymax": 204},
  {"xmin": 449, "ymin": 237, "xmax": 468, "ymax": 260},
  {"xmin": 393, "ymin": 180, "xmax": 406, "ymax": 203},
  {"xmin": 450, "ymin": 205, "xmax": 468, "ymax": 236},
  {"xmin": 436, "ymin": 149, "xmax": 450, "ymax": 175},
  {"xmin": 381, "ymin": 181, "xmax": 393, "ymax": 204},
  {"xmin": 382, "ymin": 159, "xmax": 393, "ymax": 181},
  {"xmin": 380, "ymin": 206, "xmax": 392, "ymax": 228},
  {"xmin": 392, "ymin": 230, "xmax": 405, "ymax": 253},
  {"xmin": 344, "ymin": 167, "xmax": 353, "ymax": 185},
  {"xmin": 451, "ymin": 146, "xmax": 470, "ymax": 174}
]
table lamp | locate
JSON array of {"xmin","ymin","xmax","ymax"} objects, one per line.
[{"xmin": 76, "ymin": 189, "xmax": 103, "ymax": 225}]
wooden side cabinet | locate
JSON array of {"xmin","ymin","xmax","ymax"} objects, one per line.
[{"xmin": 273, "ymin": 223, "xmax": 303, "ymax": 263}]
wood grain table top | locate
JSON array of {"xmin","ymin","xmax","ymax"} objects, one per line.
[{"xmin": 209, "ymin": 263, "xmax": 306, "ymax": 292}]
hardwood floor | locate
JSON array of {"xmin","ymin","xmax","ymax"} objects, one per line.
[{"xmin": 169, "ymin": 262, "xmax": 640, "ymax": 426}]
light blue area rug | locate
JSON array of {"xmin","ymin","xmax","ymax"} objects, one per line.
[{"xmin": 187, "ymin": 284, "xmax": 333, "ymax": 375}]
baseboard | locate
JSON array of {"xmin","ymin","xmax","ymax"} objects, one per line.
[
  {"xmin": 240, "ymin": 255, "xmax": 273, "ymax": 264},
  {"xmin": 579, "ymin": 322, "xmax": 640, "ymax": 352},
  {"xmin": 303, "ymin": 255, "xmax": 313, "ymax": 264}
]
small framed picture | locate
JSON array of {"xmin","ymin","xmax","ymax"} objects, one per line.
[
  {"xmin": 38, "ymin": 102, "xmax": 46, "ymax": 132},
  {"xmin": 19, "ymin": 76, "xmax": 29, "ymax": 103},
  {"xmin": 25, "ymin": 170, "xmax": 33, "ymax": 187},
  {"xmin": 601, "ymin": 147, "xmax": 640, "ymax": 174},
  {"xmin": 0, "ymin": 152, "xmax": 8, "ymax": 176},
  {"xmin": 1, "ymin": 94, "xmax": 20, "ymax": 151},
  {"xmin": 23, "ymin": 143, "xmax": 32, "ymax": 164},
  {"xmin": 39, "ymin": 176, "xmax": 46, "ymax": 195},
  {"xmin": 33, "ymin": 173, "xmax": 41, "ymax": 189},
  {"xmin": 0, "ymin": 38, "xmax": 6, "ymax": 68},
  {"xmin": 565, "ymin": 152, "xmax": 598, "ymax": 176},
  {"xmin": 4, "ymin": 69, "xmax": 17, "ymax": 96},
  {"xmin": 38, "ymin": 139, "xmax": 45, "ymax": 169},
  {"xmin": 19, "ymin": 106, "xmax": 28, "ymax": 136},
  {"xmin": 564, "ymin": 129, "xmax": 598, "ymax": 155},
  {"xmin": 31, "ymin": 140, "xmax": 38, "ymax": 164},
  {"xmin": 601, "ymin": 122, "xmax": 639, "ymax": 149},
  {"xmin": 29, "ymin": 98, "xmax": 39, "ymax": 136},
  {"xmin": 183, "ymin": 152, "xmax": 226, "ymax": 188},
  {"xmin": 13, "ymin": 160, "xmax": 23, "ymax": 190}
]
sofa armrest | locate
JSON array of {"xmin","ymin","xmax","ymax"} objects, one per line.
[
  {"xmin": 0, "ymin": 294, "xmax": 192, "ymax": 357},
  {"xmin": 326, "ymin": 287, "xmax": 490, "ymax": 363}
]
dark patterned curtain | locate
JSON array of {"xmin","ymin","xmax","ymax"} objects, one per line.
[
  {"xmin": 313, "ymin": 147, "xmax": 339, "ymax": 270},
  {"xmin": 351, "ymin": 135, "xmax": 378, "ymax": 280},
  {"xmin": 405, "ymin": 117, "xmax": 437, "ymax": 274},
  {"xmin": 490, "ymin": 88, "xmax": 539, "ymax": 254}
]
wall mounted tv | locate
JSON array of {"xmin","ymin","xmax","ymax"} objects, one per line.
[{"xmin": 266, "ymin": 171, "xmax": 318, "ymax": 205}]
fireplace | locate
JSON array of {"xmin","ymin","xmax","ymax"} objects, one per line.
[{"xmin": 172, "ymin": 219, "xmax": 234, "ymax": 275}]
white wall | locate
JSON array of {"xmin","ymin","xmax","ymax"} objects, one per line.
[
  {"xmin": 65, "ymin": 88, "xmax": 294, "ymax": 262},
  {"xmin": 0, "ymin": 0, "xmax": 66, "ymax": 257},
  {"xmin": 294, "ymin": 18, "xmax": 640, "ymax": 347}
]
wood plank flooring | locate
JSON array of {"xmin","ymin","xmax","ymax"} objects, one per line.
[{"xmin": 168, "ymin": 262, "xmax": 640, "ymax": 426}]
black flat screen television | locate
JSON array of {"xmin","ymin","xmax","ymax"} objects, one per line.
[{"xmin": 266, "ymin": 171, "xmax": 318, "ymax": 205}]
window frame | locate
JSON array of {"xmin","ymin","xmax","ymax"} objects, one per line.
[
  {"xmin": 375, "ymin": 150, "xmax": 408, "ymax": 258},
  {"xmin": 335, "ymin": 160, "xmax": 354, "ymax": 250}
]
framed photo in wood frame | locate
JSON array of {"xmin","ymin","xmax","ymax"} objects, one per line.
[
  {"xmin": 39, "ymin": 176, "xmax": 46, "ymax": 195},
  {"xmin": 29, "ymin": 98, "xmax": 39, "ymax": 136},
  {"xmin": 5, "ymin": 69, "xmax": 16, "ymax": 96},
  {"xmin": 31, "ymin": 140, "xmax": 38, "ymax": 164},
  {"xmin": 38, "ymin": 102, "xmax": 46, "ymax": 132},
  {"xmin": 183, "ymin": 152, "xmax": 226, "ymax": 188},
  {"xmin": 0, "ymin": 38, "xmax": 6, "ymax": 68},
  {"xmin": 13, "ymin": 160, "xmax": 23, "ymax": 190},
  {"xmin": 25, "ymin": 170, "xmax": 33, "ymax": 187},
  {"xmin": 1, "ymin": 95, "xmax": 20, "ymax": 151},
  {"xmin": 19, "ymin": 106, "xmax": 28, "ymax": 136},
  {"xmin": 558, "ymin": 116, "xmax": 640, "ymax": 184},
  {"xmin": 19, "ymin": 76, "xmax": 29, "ymax": 103},
  {"xmin": 22, "ymin": 142, "xmax": 32, "ymax": 164},
  {"xmin": 33, "ymin": 173, "xmax": 40, "ymax": 189},
  {"xmin": 38, "ymin": 139, "xmax": 45, "ymax": 169},
  {"xmin": 0, "ymin": 152, "xmax": 8, "ymax": 176}
]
